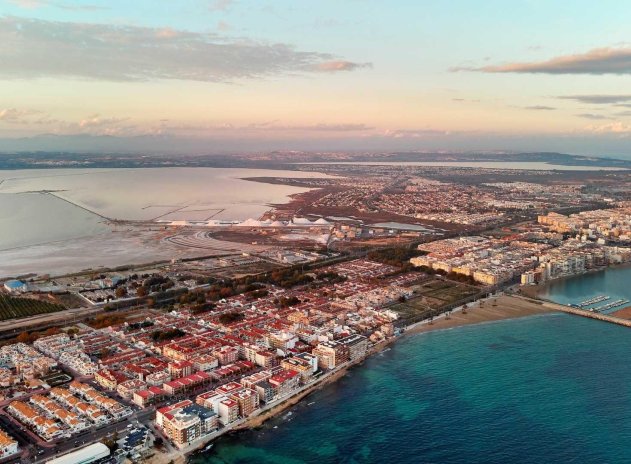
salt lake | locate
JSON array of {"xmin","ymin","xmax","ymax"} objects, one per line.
[{"xmin": 0, "ymin": 167, "xmax": 332, "ymax": 250}]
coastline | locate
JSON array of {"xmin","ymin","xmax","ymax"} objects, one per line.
[
  {"xmin": 402, "ymin": 295, "xmax": 553, "ymax": 336},
  {"xmin": 520, "ymin": 261, "xmax": 631, "ymax": 299},
  {"xmin": 166, "ymin": 295, "xmax": 552, "ymax": 463}
]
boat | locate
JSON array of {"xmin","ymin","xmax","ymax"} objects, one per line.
[
  {"xmin": 577, "ymin": 295, "xmax": 610, "ymax": 308},
  {"xmin": 591, "ymin": 299, "xmax": 629, "ymax": 313}
]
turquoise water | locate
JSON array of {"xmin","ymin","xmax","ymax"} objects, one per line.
[
  {"xmin": 194, "ymin": 308, "xmax": 631, "ymax": 463},
  {"xmin": 537, "ymin": 264, "xmax": 631, "ymax": 312}
]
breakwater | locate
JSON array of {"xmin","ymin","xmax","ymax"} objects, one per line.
[{"xmin": 516, "ymin": 295, "xmax": 631, "ymax": 328}]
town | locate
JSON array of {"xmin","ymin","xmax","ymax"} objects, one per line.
[{"xmin": 0, "ymin": 169, "xmax": 630, "ymax": 464}]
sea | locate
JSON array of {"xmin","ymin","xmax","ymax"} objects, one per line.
[{"xmin": 193, "ymin": 265, "xmax": 631, "ymax": 464}]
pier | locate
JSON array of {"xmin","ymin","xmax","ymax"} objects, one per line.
[{"xmin": 515, "ymin": 295, "xmax": 631, "ymax": 328}]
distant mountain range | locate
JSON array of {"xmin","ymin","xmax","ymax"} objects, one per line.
[{"xmin": 0, "ymin": 148, "xmax": 630, "ymax": 170}]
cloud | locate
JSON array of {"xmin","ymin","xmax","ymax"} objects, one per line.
[
  {"xmin": 160, "ymin": 121, "xmax": 374, "ymax": 134},
  {"xmin": 584, "ymin": 121, "xmax": 631, "ymax": 134},
  {"xmin": 452, "ymin": 98, "xmax": 480, "ymax": 103},
  {"xmin": 454, "ymin": 46, "xmax": 631, "ymax": 75},
  {"xmin": 7, "ymin": 0, "xmax": 44, "ymax": 7},
  {"xmin": 209, "ymin": 0, "xmax": 234, "ymax": 11},
  {"xmin": 217, "ymin": 20, "xmax": 231, "ymax": 32},
  {"xmin": 8, "ymin": 113, "xmax": 374, "ymax": 137},
  {"xmin": 0, "ymin": 109, "xmax": 136, "ymax": 135},
  {"xmin": 524, "ymin": 105, "xmax": 556, "ymax": 111},
  {"xmin": 78, "ymin": 114, "xmax": 129, "ymax": 129},
  {"xmin": 558, "ymin": 95, "xmax": 631, "ymax": 104},
  {"xmin": 382, "ymin": 128, "xmax": 451, "ymax": 138},
  {"xmin": 315, "ymin": 60, "xmax": 372, "ymax": 72},
  {"xmin": 0, "ymin": 107, "xmax": 41, "ymax": 123},
  {"xmin": 576, "ymin": 113, "xmax": 614, "ymax": 120},
  {"xmin": 275, "ymin": 123, "xmax": 373, "ymax": 132},
  {"xmin": 7, "ymin": 0, "xmax": 106, "ymax": 10},
  {"xmin": 0, "ymin": 16, "xmax": 368, "ymax": 82}
]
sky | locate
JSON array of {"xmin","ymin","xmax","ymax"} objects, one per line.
[{"xmin": 0, "ymin": 0, "xmax": 630, "ymax": 156}]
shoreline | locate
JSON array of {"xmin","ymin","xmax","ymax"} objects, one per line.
[
  {"xmin": 521, "ymin": 261, "xmax": 631, "ymax": 299},
  {"xmin": 172, "ymin": 295, "xmax": 551, "ymax": 462},
  {"xmin": 402, "ymin": 295, "xmax": 553, "ymax": 336}
]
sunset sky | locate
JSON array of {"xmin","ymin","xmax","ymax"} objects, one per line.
[{"xmin": 1, "ymin": 0, "xmax": 630, "ymax": 155}]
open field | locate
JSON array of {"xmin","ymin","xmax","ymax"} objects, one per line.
[
  {"xmin": 0, "ymin": 294, "xmax": 65, "ymax": 322},
  {"xmin": 390, "ymin": 278, "xmax": 481, "ymax": 325}
]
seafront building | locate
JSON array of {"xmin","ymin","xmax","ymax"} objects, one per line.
[
  {"xmin": 156, "ymin": 400, "xmax": 218, "ymax": 447},
  {"xmin": 410, "ymin": 237, "xmax": 549, "ymax": 285}
]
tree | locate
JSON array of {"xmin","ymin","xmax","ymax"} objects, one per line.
[
  {"xmin": 218, "ymin": 312, "xmax": 245, "ymax": 325},
  {"xmin": 115, "ymin": 287, "xmax": 127, "ymax": 298},
  {"xmin": 67, "ymin": 327, "xmax": 80, "ymax": 337},
  {"xmin": 136, "ymin": 286, "xmax": 148, "ymax": 297}
]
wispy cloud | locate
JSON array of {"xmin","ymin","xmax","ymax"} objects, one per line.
[
  {"xmin": 270, "ymin": 123, "xmax": 373, "ymax": 132},
  {"xmin": 79, "ymin": 114, "xmax": 129, "ymax": 129},
  {"xmin": 584, "ymin": 122, "xmax": 631, "ymax": 134},
  {"xmin": 524, "ymin": 105, "xmax": 556, "ymax": 111},
  {"xmin": 315, "ymin": 60, "xmax": 372, "ymax": 72},
  {"xmin": 382, "ymin": 128, "xmax": 451, "ymax": 138},
  {"xmin": 0, "ymin": 16, "xmax": 369, "ymax": 82},
  {"xmin": 1, "ymin": 110, "xmax": 374, "ymax": 137},
  {"xmin": 163, "ymin": 121, "xmax": 374, "ymax": 134},
  {"xmin": 7, "ymin": 0, "xmax": 106, "ymax": 10},
  {"xmin": 558, "ymin": 95, "xmax": 631, "ymax": 104},
  {"xmin": 209, "ymin": 0, "xmax": 234, "ymax": 11},
  {"xmin": 576, "ymin": 113, "xmax": 614, "ymax": 120},
  {"xmin": 0, "ymin": 107, "xmax": 41, "ymax": 123},
  {"xmin": 453, "ymin": 46, "xmax": 631, "ymax": 75},
  {"xmin": 453, "ymin": 98, "xmax": 481, "ymax": 103}
]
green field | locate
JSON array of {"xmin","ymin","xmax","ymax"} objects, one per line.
[{"xmin": 0, "ymin": 294, "xmax": 65, "ymax": 321}]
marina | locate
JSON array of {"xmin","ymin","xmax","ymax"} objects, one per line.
[
  {"xmin": 576, "ymin": 295, "xmax": 610, "ymax": 308},
  {"xmin": 570, "ymin": 295, "xmax": 630, "ymax": 313},
  {"xmin": 590, "ymin": 299, "xmax": 630, "ymax": 313}
]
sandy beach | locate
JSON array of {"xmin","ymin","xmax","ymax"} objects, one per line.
[{"xmin": 404, "ymin": 294, "xmax": 553, "ymax": 336}]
